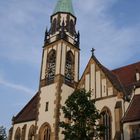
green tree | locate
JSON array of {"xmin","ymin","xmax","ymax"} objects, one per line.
[
  {"xmin": 60, "ymin": 89, "xmax": 105, "ymax": 140},
  {"xmin": 0, "ymin": 126, "xmax": 7, "ymax": 140}
]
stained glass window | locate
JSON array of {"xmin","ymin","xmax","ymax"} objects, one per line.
[
  {"xmin": 65, "ymin": 51, "xmax": 74, "ymax": 84},
  {"xmin": 101, "ymin": 108, "xmax": 111, "ymax": 140},
  {"xmin": 46, "ymin": 49, "xmax": 56, "ymax": 84}
]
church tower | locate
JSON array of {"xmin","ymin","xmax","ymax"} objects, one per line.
[{"xmin": 37, "ymin": 0, "xmax": 80, "ymax": 139}]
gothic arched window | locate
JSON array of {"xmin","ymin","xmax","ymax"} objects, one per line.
[
  {"xmin": 46, "ymin": 49, "xmax": 56, "ymax": 84},
  {"xmin": 28, "ymin": 125, "xmax": 35, "ymax": 140},
  {"xmin": 101, "ymin": 107, "xmax": 112, "ymax": 140},
  {"xmin": 14, "ymin": 127, "xmax": 21, "ymax": 140},
  {"xmin": 39, "ymin": 123, "xmax": 51, "ymax": 140},
  {"xmin": 51, "ymin": 18, "xmax": 57, "ymax": 34},
  {"xmin": 43, "ymin": 127, "xmax": 51, "ymax": 140},
  {"xmin": 69, "ymin": 20, "xmax": 74, "ymax": 35},
  {"xmin": 65, "ymin": 51, "xmax": 74, "ymax": 84}
]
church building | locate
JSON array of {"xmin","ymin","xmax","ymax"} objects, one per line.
[{"xmin": 8, "ymin": 0, "xmax": 140, "ymax": 140}]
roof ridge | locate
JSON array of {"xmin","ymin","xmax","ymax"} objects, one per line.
[{"xmin": 112, "ymin": 61, "xmax": 140, "ymax": 71}]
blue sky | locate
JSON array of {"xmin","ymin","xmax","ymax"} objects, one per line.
[{"xmin": 0, "ymin": 0, "xmax": 140, "ymax": 132}]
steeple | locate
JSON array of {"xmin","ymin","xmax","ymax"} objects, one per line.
[{"xmin": 53, "ymin": 0, "xmax": 75, "ymax": 15}]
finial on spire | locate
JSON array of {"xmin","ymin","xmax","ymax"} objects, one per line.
[{"xmin": 91, "ymin": 48, "xmax": 95, "ymax": 57}]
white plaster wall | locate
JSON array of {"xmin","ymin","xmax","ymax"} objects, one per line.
[
  {"xmin": 102, "ymin": 79, "xmax": 107, "ymax": 97},
  {"xmin": 75, "ymin": 51, "xmax": 78, "ymax": 82},
  {"xmin": 12, "ymin": 121, "xmax": 35, "ymax": 140},
  {"xmin": 85, "ymin": 74, "xmax": 90, "ymax": 91},
  {"xmin": 37, "ymin": 84, "xmax": 57, "ymax": 133},
  {"xmin": 95, "ymin": 97, "xmax": 117, "ymax": 139},
  {"xmin": 135, "ymin": 87, "xmax": 140, "ymax": 95},
  {"xmin": 96, "ymin": 71, "xmax": 101, "ymax": 98},
  {"xmin": 50, "ymin": 36, "xmax": 57, "ymax": 42},
  {"xmin": 123, "ymin": 124, "xmax": 130, "ymax": 140},
  {"xmin": 108, "ymin": 87, "xmax": 113, "ymax": 96},
  {"xmin": 61, "ymin": 44, "xmax": 66, "ymax": 75},
  {"xmin": 41, "ymin": 49, "xmax": 47, "ymax": 79},
  {"xmin": 56, "ymin": 43, "xmax": 62, "ymax": 75},
  {"xmin": 59, "ymin": 84, "xmax": 74, "ymax": 139},
  {"xmin": 90, "ymin": 64, "xmax": 95, "ymax": 99},
  {"xmin": 68, "ymin": 37, "xmax": 74, "ymax": 44}
]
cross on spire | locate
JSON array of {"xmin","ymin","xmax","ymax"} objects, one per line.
[{"xmin": 91, "ymin": 48, "xmax": 95, "ymax": 57}]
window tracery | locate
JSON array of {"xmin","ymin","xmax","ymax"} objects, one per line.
[
  {"xmin": 28, "ymin": 125, "xmax": 35, "ymax": 140},
  {"xmin": 14, "ymin": 127, "xmax": 21, "ymax": 140},
  {"xmin": 39, "ymin": 123, "xmax": 51, "ymax": 140},
  {"xmin": 65, "ymin": 51, "xmax": 74, "ymax": 84},
  {"xmin": 46, "ymin": 49, "xmax": 56, "ymax": 84},
  {"xmin": 101, "ymin": 107, "xmax": 112, "ymax": 140}
]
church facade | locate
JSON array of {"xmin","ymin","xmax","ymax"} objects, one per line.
[{"xmin": 9, "ymin": 0, "xmax": 140, "ymax": 140}]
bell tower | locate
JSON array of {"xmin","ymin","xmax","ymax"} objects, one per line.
[{"xmin": 37, "ymin": 0, "xmax": 80, "ymax": 140}]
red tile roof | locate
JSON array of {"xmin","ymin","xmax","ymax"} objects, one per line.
[
  {"xmin": 122, "ymin": 95, "xmax": 140, "ymax": 123},
  {"xmin": 112, "ymin": 62, "xmax": 140, "ymax": 87},
  {"xmin": 13, "ymin": 93, "xmax": 38, "ymax": 124}
]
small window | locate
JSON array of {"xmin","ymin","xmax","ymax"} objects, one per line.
[{"xmin": 45, "ymin": 102, "xmax": 49, "ymax": 112}]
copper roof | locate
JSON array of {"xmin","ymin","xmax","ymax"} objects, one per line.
[
  {"xmin": 122, "ymin": 95, "xmax": 140, "ymax": 123},
  {"xmin": 13, "ymin": 93, "xmax": 38, "ymax": 124}
]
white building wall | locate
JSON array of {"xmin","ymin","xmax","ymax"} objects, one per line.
[
  {"xmin": 96, "ymin": 71, "xmax": 101, "ymax": 98},
  {"xmin": 90, "ymin": 64, "xmax": 96, "ymax": 99},
  {"xmin": 85, "ymin": 74, "xmax": 90, "ymax": 91},
  {"xmin": 37, "ymin": 84, "xmax": 57, "ymax": 133},
  {"xmin": 56, "ymin": 43, "xmax": 62, "ymax": 75},
  {"xmin": 102, "ymin": 79, "xmax": 107, "ymax": 97},
  {"xmin": 61, "ymin": 44, "xmax": 66, "ymax": 75},
  {"xmin": 12, "ymin": 121, "xmax": 35, "ymax": 140},
  {"xmin": 59, "ymin": 84, "xmax": 74, "ymax": 139},
  {"xmin": 75, "ymin": 51, "xmax": 79, "ymax": 82},
  {"xmin": 41, "ymin": 49, "xmax": 47, "ymax": 79}
]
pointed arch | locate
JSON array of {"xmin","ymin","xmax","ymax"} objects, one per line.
[
  {"xmin": 51, "ymin": 18, "xmax": 57, "ymax": 34},
  {"xmin": 39, "ymin": 122, "xmax": 51, "ymax": 140},
  {"xmin": 69, "ymin": 19, "xmax": 75, "ymax": 35},
  {"xmin": 46, "ymin": 49, "xmax": 56, "ymax": 84},
  {"xmin": 28, "ymin": 125, "xmax": 35, "ymax": 140},
  {"xmin": 100, "ymin": 107, "xmax": 112, "ymax": 140},
  {"xmin": 14, "ymin": 127, "xmax": 21, "ymax": 140},
  {"xmin": 65, "ymin": 50, "xmax": 74, "ymax": 84}
]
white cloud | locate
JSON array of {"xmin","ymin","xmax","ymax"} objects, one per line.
[
  {"xmin": 74, "ymin": 0, "xmax": 140, "ymax": 71},
  {"xmin": 0, "ymin": 77, "xmax": 35, "ymax": 95}
]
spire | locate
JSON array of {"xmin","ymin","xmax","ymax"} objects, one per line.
[{"xmin": 53, "ymin": 0, "xmax": 75, "ymax": 15}]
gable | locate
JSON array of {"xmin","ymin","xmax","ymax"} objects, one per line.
[{"xmin": 77, "ymin": 56, "xmax": 123, "ymax": 100}]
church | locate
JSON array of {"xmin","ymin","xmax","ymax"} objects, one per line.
[{"xmin": 8, "ymin": 0, "xmax": 140, "ymax": 140}]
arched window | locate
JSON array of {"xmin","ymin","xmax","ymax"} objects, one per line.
[
  {"xmin": 69, "ymin": 20, "xmax": 74, "ymax": 35},
  {"xmin": 46, "ymin": 49, "xmax": 56, "ymax": 84},
  {"xmin": 28, "ymin": 125, "xmax": 35, "ymax": 140},
  {"xmin": 39, "ymin": 123, "xmax": 51, "ymax": 140},
  {"xmin": 65, "ymin": 51, "xmax": 74, "ymax": 84},
  {"xmin": 101, "ymin": 107, "xmax": 112, "ymax": 140},
  {"xmin": 51, "ymin": 18, "xmax": 57, "ymax": 34},
  {"xmin": 43, "ymin": 127, "xmax": 51, "ymax": 140},
  {"xmin": 14, "ymin": 127, "xmax": 21, "ymax": 140}
]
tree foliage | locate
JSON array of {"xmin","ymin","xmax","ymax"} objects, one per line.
[
  {"xmin": 59, "ymin": 89, "xmax": 105, "ymax": 140},
  {"xmin": 0, "ymin": 126, "xmax": 7, "ymax": 140}
]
